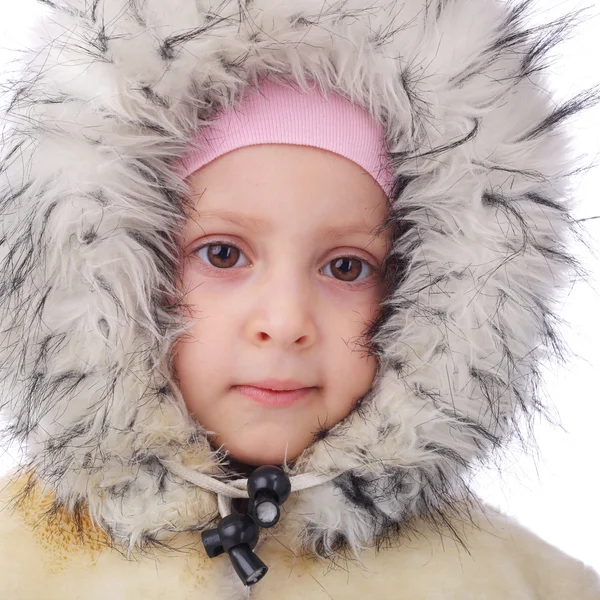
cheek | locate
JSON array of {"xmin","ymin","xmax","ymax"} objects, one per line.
[
  {"xmin": 326, "ymin": 294, "xmax": 381, "ymax": 390},
  {"xmin": 173, "ymin": 300, "xmax": 228, "ymax": 371},
  {"xmin": 171, "ymin": 279, "xmax": 231, "ymax": 404},
  {"xmin": 335, "ymin": 284, "xmax": 383, "ymax": 340}
]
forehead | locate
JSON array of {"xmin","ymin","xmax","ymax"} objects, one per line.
[
  {"xmin": 184, "ymin": 144, "xmax": 391, "ymax": 231},
  {"xmin": 185, "ymin": 208, "xmax": 392, "ymax": 243}
]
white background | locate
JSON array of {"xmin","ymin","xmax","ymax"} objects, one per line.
[{"xmin": 0, "ymin": 0, "xmax": 599, "ymax": 573}]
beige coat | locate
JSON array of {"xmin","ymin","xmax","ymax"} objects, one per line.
[{"xmin": 1, "ymin": 470, "xmax": 598, "ymax": 600}]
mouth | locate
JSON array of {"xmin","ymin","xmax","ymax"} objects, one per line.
[{"xmin": 232, "ymin": 385, "xmax": 317, "ymax": 407}]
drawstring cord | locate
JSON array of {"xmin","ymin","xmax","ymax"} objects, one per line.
[
  {"xmin": 162, "ymin": 459, "xmax": 342, "ymax": 519},
  {"xmin": 160, "ymin": 458, "xmax": 347, "ymax": 586}
]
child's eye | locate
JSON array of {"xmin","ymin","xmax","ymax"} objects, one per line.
[
  {"xmin": 321, "ymin": 256, "xmax": 374, "ymax": 284},
  {"xmin": 194, "ymin": 242, "xmax": 375, "ymax": 285},
  {"xmin": 196, "ymin": 242, "xmax": 249, "ymax": 269}
]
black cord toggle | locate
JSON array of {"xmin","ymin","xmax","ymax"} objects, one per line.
[
  {"xmin": 201, "ymin": 465, "xmax": 292, "ymax": 586},
  {"xmin": 201, "ymin": 512, "xmax": 267, "ymax": 585},
  {"xmin": 247, "ymin": 465, "xmax": 292, "ymax": 528}
]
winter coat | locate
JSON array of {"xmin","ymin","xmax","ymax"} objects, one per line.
[
  {"xmin": 1, "ymin": 466, "xmax": 599, "ymax": 600},
  {"xmin": 0, "ymin": 0, "xmax": 599, "ymax": 599}
]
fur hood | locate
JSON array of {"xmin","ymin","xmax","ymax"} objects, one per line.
[{"xmin": 0, "ymin": 0, "xmax": 594, "ymax": 580}]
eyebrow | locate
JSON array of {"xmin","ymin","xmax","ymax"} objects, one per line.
[{"xmin": 194, "ymin": 210, "xmax": 386, "ymax": 240}]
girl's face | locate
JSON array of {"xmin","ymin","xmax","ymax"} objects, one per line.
[{"xmin": 173, "ymin": 144, "xmax": 391, "ymax": 466}]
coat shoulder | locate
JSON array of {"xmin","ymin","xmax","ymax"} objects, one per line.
[
  {"xmin": 0, "ymin": 470, "xmax": 222, "ymax": 600},
  {"xmin": 476, "ymin": 505, "xmax": 600, "ymax": 599},
  {"xmin": 255, "ymin": 501, "xmax": 600, "ymax": 600}
]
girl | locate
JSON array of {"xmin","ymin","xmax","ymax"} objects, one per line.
[{"xmin": 0, "ymin": 1, "xmax": 599, "ymax": 599}]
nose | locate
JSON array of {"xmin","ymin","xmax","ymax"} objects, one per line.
[{"xmin": 245, "ymin": 267, "xmax": 317, "ymax": 349}]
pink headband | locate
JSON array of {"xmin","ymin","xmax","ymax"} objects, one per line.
[{"xmin": 178, "ymin": 79, "xmax": 394, "ymax": 197}]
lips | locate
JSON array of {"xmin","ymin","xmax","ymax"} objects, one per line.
[
  {"xmin": 233, "ymin": 385, "xmax": 316, "ymax": 407},
  {"xmin": 244, "ymin": 378, "xmax": 313, "ymax": 391}
]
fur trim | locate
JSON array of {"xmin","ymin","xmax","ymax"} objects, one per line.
[{"xmin": 0, "ymin": 0, "xmax": 596, "ymax": 563}]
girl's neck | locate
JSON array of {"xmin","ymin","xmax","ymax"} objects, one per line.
[
  {"xmin": 225, "ymin": 457, "xmax": 259, "ymax": 478},
  {"xmin": 222, "ymin": 456, "xmax": 297, "ymax": 478}
]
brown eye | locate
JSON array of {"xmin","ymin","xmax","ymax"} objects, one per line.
[
  {"xmin": 325, "ymin": 257, "xmax": 371, "ymax": 283},
  {"xmin": 196, "ymin": 243, "xmax": 245, "ymax": 269}
]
